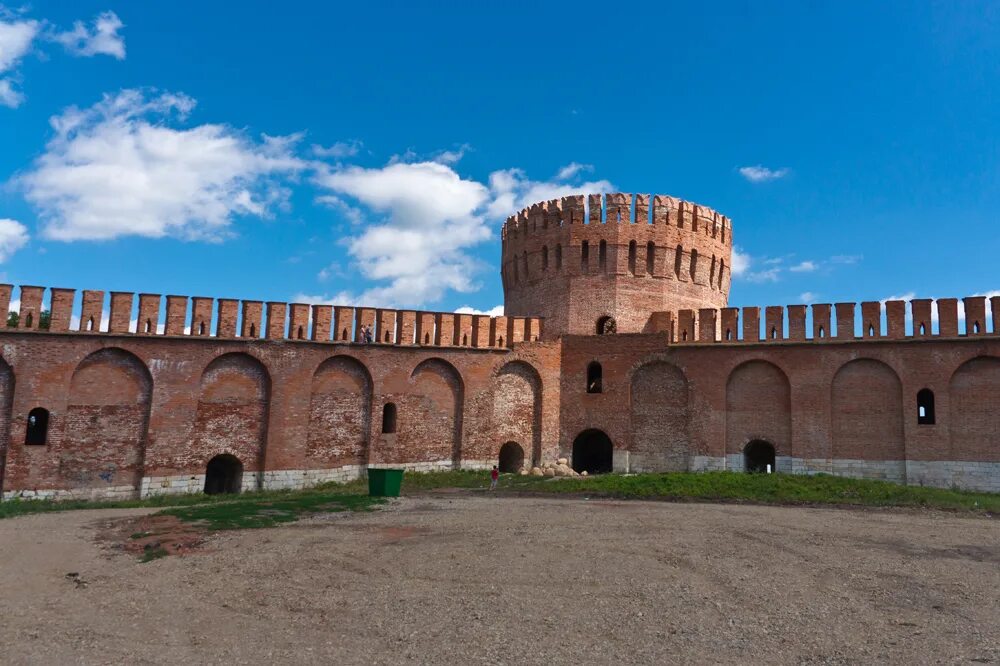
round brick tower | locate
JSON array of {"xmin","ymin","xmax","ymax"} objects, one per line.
[{"xmin": 501, "ymin": 192, "xmax": 732, "ymax": 336}]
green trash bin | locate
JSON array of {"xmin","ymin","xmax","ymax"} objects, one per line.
[{"xmin": 368, "ymin": 468, "xmax": 404, "ymax": 497}]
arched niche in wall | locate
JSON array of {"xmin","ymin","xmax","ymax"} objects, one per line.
[
  {"xmin": 493, "ymin": 360, "xmax": 542, "ymax": 467},
  {"xmin": 630, "ymin": 360, "xmax": 689, "ymax": 472},
  {"xmin": 64, "ymin": 348, "xmax": 153, "ymax": 491},
  {"xmin": 831, "ymin": 358, "xmax": 905, "ymax": 479},
  {"xmin": 404, "ymin": 358, "xmax": 464, "ymax": 467},
  {"xmin": 307, "ymin": 355, "xmax": 373, "ymax": 468},
  {"xmin": 949, "ymin": 356, "xmax": 1000, "ymax": 462},
  {"xmin": 193, "ymin": 353, "xmax": 270, "ymax": 487},
  {"xmin": 725, "ymin": 360, "xmax": 791, "ymax": 465}
]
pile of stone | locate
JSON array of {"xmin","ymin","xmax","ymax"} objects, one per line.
[{"xmin": 521, "ymin": 458, "xmax": 588, "ymax": 478}]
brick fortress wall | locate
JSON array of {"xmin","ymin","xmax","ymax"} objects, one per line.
[{"xmin": 0, "ymin": 188, "xmax": 997, "ymax": 499}]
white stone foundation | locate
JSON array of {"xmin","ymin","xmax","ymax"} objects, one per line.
[{"xmin": 4, "ymin": 457, "xmax": 999, "ymax": 501}]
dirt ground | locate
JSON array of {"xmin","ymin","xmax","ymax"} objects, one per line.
[{"xmin": 0, "ymin": 496, "xmax": 997, "ymax": 665}]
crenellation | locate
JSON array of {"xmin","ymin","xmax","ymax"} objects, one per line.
[
  {"xmin": 355, "ymin": 307, "xmax": 376, "ymax": 343},
  {"xmin": 416, "ymin": 312, "xmax": 436, "ymax": 345},
  {"xmin": 937, "ymin": 298, "xmax": 958, "ymax": 337},
  {"xmin": 241, "ymin": 301, "xmax": 263, "ymax": 338},
  {"xmin": 377, "ymin": 309, "xmax": 397, "ymax": 344},
  {"xmin": 50, "ymin": 288, "xmax": 76, "ymax": 332},
  {"xmin": 912, "ymin": 299, "xmax": 933, "ymax": 336},
  {"xmin": 787, "ymin": 305, "xmax": 807, "ymax": 341},
  {"xmin": 17, "ymin": 286, "xmax": 45, "ymax": 330},
  {"xmin": 635, "ymin": 194, "xmax": 649, "ymax": 224},
  {"xmin": 108, "ymin": 292, "xmax": 134, "ymax": 333},
  {"xmin": 886, "ymin": 300, "xmax": 906, "ymax": 339},
  {"xmin": 396, "ymin": 310, "xmax": 416, "ymax": 346},
  {"xmin": 164, "ymin": 295, "xmax": 187, "ymax": 336},
  {"xmin": 765, "ymin": 306, "xmax": 783, "ymax": 341},
  {"xmin": 471, "ymin": 314, "xmax": 490, "ymax": 347},
  {"xmin": 333, "ymin": 306, "xmax": 353, "ymax": 342},
  {"xmin": 677, "ymin": 309, "xmax": 696, "ymax": 342},
  {"xmin": 217, "ymin": 299, "xmax": 239, "ymax": 338},
  {"xmin": 812, "ymin": 303, "xmax": 831, "ymax": 340},
  {"xmin": 526, "ymin": 317, "xmax": 542, "ymax": 342},
  {"xmin": 0, "ymin": 284, "xmax": 10, "ymax": 326},
  {"xmin": 991, "ymin": 296, "xmax": 1000, "ymax": 335},
  {"xmin": 835, "ymin": 303, "xmax": 855, "ymax": 340},
  {"xmin": 963, "ymin": 296, "xmax": 986, "ymax": 335},
  {"xmin": 861, "ymin": 301, "xmax": 881, "ymax": 338},
  {"xmin": 721, "ymin": 307, "xmax": 739, "ymax": 342},
  {"xmin": 698, "ymin": 308, "xmax": 717, "ymax": 342},
  {"xmin": 742, "ymin": 306, "xmax": 761, "ymax": 342},
  {"xmin": 454, "ymin": 313, "xmax": 473, "ymax": 346},
  {"xmin": 266, "ymin": 302, "xmax": 287, "ymax": 340},
  {"xmin": 288, "ymin": 303, "xmax": 310, "ymax": 341},
  {"xmin": 588, "ymin": 194, "xmax": 602, "ymax": 224},
  {"xmin": 191, "ymin": 297, "xmax": 213, "ymax": 337},
  {"xmin": 491, "ymin": 315, "xmax": 508, "ymax": 347}
]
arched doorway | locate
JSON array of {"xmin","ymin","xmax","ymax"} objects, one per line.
[
  {"xmin": 204, "ymin": 454, "xmax": 243, "ymax": 494},
  {"xmin": 498, "ymin": 441, "xmax": 524, "ymax": 473},
  {"xmin": 572, "ymin": 429, "xmax": 613, "ymax": 474},
  {"xmin": 744, "ymin": 440, "xmax": 775, "ymax": 473}
]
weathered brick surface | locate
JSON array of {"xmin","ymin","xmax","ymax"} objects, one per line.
[{"xmin": 0, "ymin": 186, "xmax": 999, "ymax": 498}]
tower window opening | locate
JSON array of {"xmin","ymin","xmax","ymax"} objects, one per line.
[
  {"xmin": 710, "ymin": 255, "xmax": 717, "ymax": 288},
  {"xmin": 198, "ymin": 322, "xmax": 206, "ymax": 336},
  {"xmin": 385, "ymin": 330, "xmax": 391, "ymax": 343},
  {"xmin": 586, "ymin": 361, "xmax": 603, "ymax": 394},
  {"xmin": 770, "ymin": 326, "xmax": 777, "ymax": 340},
  {"xmin": 599, "ymin": 240, "xmax": 607, "ymax": 271},
  {"xmin": 690, "ymin": 249, "xmax": 698, "ymax": 282},
  {"xmin": 555, "ymin": 244, "xmax": 562, "ymax": 270},
  {"xmin": 596, "ymin": 316, "xmax": 616, "ymax": 335},
  {"xmin": 462, "ymin": 333, "xmax": 468, "ymax": 345},
  {"xmin": 674, "ymin": 245, "xmax": 683, "ymax": 279},
  {"xmin": 382, "ymin": 402, "xmax": 398, "ymax": 433},
  {"xmin": 497, "ymin": 335, "xmax": 504, "ymax": 347},
  {"xmin": 868, "ymin": 324, "xmax": 875, "ymax": 337},
  {"xmin": 819, "ymin": 326, "xmax": 826, "ymax": 338},
  {"xmin": 919, "ymin": 323, "xmax": 926, "ymax": 335},
  {"xmin": 424, "ymin": 332, "xmax": 431, "ymax": 344},
  {"xmin": 725, "ymin": 329, "xmax": 733, "ymax": 341},
  {"xmin": 581, "ymin": 241, "xmax": 589, "ymax": 272},
  {"xmin": 86, "ymin": 317, "xmax": 94, "ymax": 332},
  {"xmin": 719, "ymin": 259, "xmax": 726, "ymax": 288},
  {"xmin": 627, "ymin": 241, "xmax": 637, "ymax": 276},
  {"xmin": 250, "ymin": 323, "xmax": 257, "ymax": 338},
  {"xmin": 646, "ymin": 242, "xmax": 655, "ymax": 275},
  {"xmin": 542, "ymin": 246, "xmax": 549, "ymax": 271},
  {"xmin": 25, "ymin": 407, "xmax": 49, "ymax": 446},
  {"xmin": 144, "ymin": 319, "xmax": 152, "ymax": 333},
  {"xmin": 973, "ymin": 321, "xmax": 981, "ymax": 334},
  {"xmin": 917, "ymin": 389, "xmax": 935, "ymax": 425}
]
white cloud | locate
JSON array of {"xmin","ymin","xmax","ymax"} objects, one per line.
[
  {"xmin": 51, "ymin": 11, "xmax": 125, "ymax": 59},
  {"xmin": 484, "ymin": 167, "xmax": 613, "ymax": 220},
  {"xmin": 789, "ymin": 260, "xmax": 817, "ymax": 273},
  {"xmin": 19, "ymin": 89, "xmax": 306, "ymax": 241},
  {"xmin": 730, "ymin": 247, "xmax": 750, "ymax": 277},
  {"xmin": 432, "ymin": 143, "xmax": 471, "ymax": 165},
  {"xmin": 738, "ymin": 165, "xmax": 789, "ymax": 183},
  {"xmin": 455, "ymin": 305, "xmax": 503, "ymax": 317},
  {"xmin": 313, "ymin": 158, "xmax": 613, "ymax": 308},
  {"xmin": 555, "ymin": 162, "xmax": 592, "ymax": 180},
  {"xmin": 746, "ymin": 267, "xmax": 782, "ymax": 283},
  {"xmin": 799, "ymin": 292, "xmax": 819, "ymax": 304},
  {"xmin": 0, "ymin": 15, "xmax": 39, "ymax": 107},
  {"xmin": 312, "ymin": 140, "xmax": 362, "ymax": 159},
  {"xmin": 0, "ymin": 218, "xmax": 29, "ymax": 261}
]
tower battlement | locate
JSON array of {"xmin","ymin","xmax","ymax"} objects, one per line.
[{"xmin": 501, "ymin": 193, "xmax": 732, "ymax": 336}]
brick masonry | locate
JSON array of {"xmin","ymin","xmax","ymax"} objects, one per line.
[{"xmin": 0, "ymin": 193, "xmax": 998, "ymax": 499}]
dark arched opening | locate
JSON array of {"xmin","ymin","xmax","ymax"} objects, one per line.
[
  {"xmin": 25, "ymin": 407, "xmax": 49, "ymax": 446},
  {"xmin": 498, "ymin": 441, "xmax": 524, "ymax": 473},
  {"xmin": 572, "ymin": 429, "xmax": 613, "ymax": 474},
  {"xmin": 382, "ymin": 402, "xmax": 398, "ymax": 433},
  {"xmin": 596, "ymin": 316, "xmax": 616, "ymax": 335},
  {"xmin": 204, "ymin": 454, "xmax": 243, "ymax": 495},
  {"xmin": 586, "ymin": 361, "xmax": 603, "ymax": 393},
  {"xmin": 744, "ymin": 440, "xmax": 775, "ymax": 473},
  {"xmin": 917, "ymin": 388, "xmax": 935, "ymax": 425}
]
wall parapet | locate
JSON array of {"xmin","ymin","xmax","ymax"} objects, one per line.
[
  {"xmin": 645, "ymin": 296, "xmax": 1000, "ymax": 343},
  {"xmin": 0, "ymin": 284, "xmax": 542, "ymax": 350}
]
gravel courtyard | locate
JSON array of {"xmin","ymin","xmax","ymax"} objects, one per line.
[{"xmin": 0, "ymin": 496, "xmax": 997, "ymax": 664}]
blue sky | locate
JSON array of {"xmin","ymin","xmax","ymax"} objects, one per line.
[{"xmin": 1, "ymin": 1, "xmax": 998, "ymax": 318}]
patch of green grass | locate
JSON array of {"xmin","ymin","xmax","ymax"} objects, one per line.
[
  {"xmin": 159, "ymin": 491, "xmax": 382, "ymax": 531},
  {"xmin": 140, "ymin": 546, "xmax": 169, "ymax": 563},
  {"xmin": 496, "ymin": 471, "xmax": 1000, "ymax": 513}
]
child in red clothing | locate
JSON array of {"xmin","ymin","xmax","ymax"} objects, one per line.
[{"xmin": 490, "ymin": 465, "xmax": 499, "ymax": 490}]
